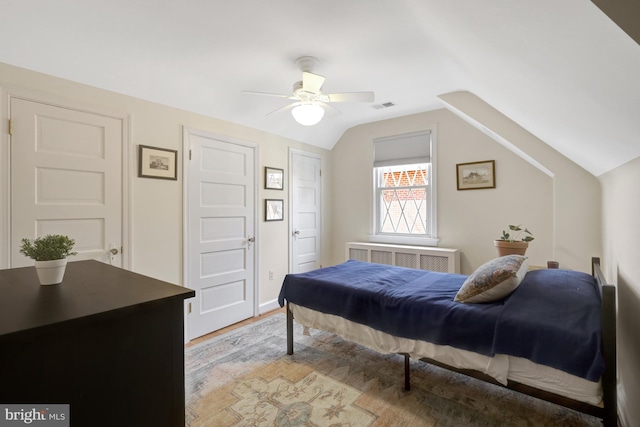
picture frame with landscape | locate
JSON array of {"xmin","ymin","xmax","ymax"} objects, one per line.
[
  {"xmin": 265, "ymin": 199, "xmax": 284, "ymax": 221},
  {"xmin": 456, "ymin": 160, "xmax": 495, "ymax": 190},
  {"xmin": 265, "ymin": 167, "xmax": 284, "ymax": 190},
  {"xmin": 138, "ymin": 145, "xmax": 178, "ymax": 180}
]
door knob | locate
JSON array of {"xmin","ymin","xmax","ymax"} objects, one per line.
[
  {"xmin": 293, "ymin": 230, "xmax": 300, "ymax": 235},
  {"xmin": 110, "ymin": 248, "xmax": 119, "ymax": 255}
]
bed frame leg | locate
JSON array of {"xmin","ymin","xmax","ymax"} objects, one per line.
[
  {"xmin": 286, "ymin": 302, "xmax": 294, "ymax": 355},
  {"xmin": 601, "ymin": 285, "xmax": 617, "ymax": 427},
  {"xmin": 404, "ymin": 353, "xmax": 411, "ymax": 391}
]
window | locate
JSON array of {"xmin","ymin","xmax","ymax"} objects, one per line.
[
  {"xmin": 376, "ymin": 163, "xmax": 430, "ymax": 234},
  {"xmin": 372, "ymin": 131, "xmax": 437, "ymax": 245}
]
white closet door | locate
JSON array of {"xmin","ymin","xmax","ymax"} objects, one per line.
[
  {"xmin": 290, "ymin": 149, "xmax": 322, "ymax": 273},
  {"xmin": 185, "ymin": 128, "xmax": 256, "ymax": 339},
  {"xmin": 10, "ymin": 97, "xmax": 123, "ymax": 267}
]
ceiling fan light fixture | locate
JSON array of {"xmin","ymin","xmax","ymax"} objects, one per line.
[{"xmin": 291, "ymin": 103, "xmax": 325, "ymax": 126}]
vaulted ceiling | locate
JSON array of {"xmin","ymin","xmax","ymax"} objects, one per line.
[{"xmin": 1, "ymin": 0, "xmax": 638, "ymax": 176}]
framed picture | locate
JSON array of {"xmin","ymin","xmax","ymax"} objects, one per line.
[
  {"xmin": 456, "ymin": 160, "xmax": 496, "ymax": 190},
  {"xmin": 265, "ymin": 199, "xmax": 284, "ymax": 221},
  {"xmin": 138, "ymin": 145, "xmax": 178, "ymax": 180},
  {"xmin": 265, "ymin": 167, "xmax": 284, "ymax": 190}
]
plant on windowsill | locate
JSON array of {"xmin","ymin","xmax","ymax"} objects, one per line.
[
  {"xmin": 494, "ymin": 225, "xmax": 534, "ymax": 256},
  {"xmin": 19, "ymin": 234, "xmax": 78, "ymax": 285}
]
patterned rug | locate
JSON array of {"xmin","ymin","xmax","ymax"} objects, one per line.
[{"xmin": 185, "ymin": 314, "xmax": 600, "ymax": 426}]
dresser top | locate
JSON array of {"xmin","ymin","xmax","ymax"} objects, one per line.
[{"xmin": 0, "ymin": 260, "xmax": 194, "ymax": 338}]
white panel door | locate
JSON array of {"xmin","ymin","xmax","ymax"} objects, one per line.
[
  {"xmin": 290, "ymin": 150, "xmax": 322, "ymax": 274},
  {"xmin": 186, "ymin": 129, "xmax": 256, "ymax": 339},
  {"xmin": 10, "ymin": 98, "xmax": 123, "ymax": 267}
]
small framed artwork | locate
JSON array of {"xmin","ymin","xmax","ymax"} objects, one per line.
[
  {"xmin": 265, "ymin": 199, "xmax": 284, "ymax": 221},
  {"xmin": 138, "ymin": 145, "xmax": 178, "ymax": 180},
  {"xmin": 265, "ymin": 167, "xmax": 284, "ymax": 190},
  {"xmin": 456, "ymin": 160, "xmax": 496, "ymax": 190}
]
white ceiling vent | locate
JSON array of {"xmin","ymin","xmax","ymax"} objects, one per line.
[{"xmin": 373, "ymin": 102, "xmax": 396, "ymax": 109}]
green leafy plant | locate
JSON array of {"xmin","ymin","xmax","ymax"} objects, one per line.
[
  {"xmin": 19, "ymin": 234, "xmax": 78, "ymax": 261},
  {"xmin": 498, "ymin": 224, "xmax": 534, "ymax": 242}
]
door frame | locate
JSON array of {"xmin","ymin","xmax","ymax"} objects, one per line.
[
  {"xmin": 0, "ymin": 85, "xmax": 132, "ymax": 270},
  {"xmin": 288, "ymin": 148, "xmax": 323, "ymax": 273},
  {"xmin": 182, "ymin": 126, "xmax": 260, "ymax": 339}
]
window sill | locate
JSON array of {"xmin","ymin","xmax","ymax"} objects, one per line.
[{"xmin": 368, "ymin": 234, "xmax": 439, "ymax": 247}]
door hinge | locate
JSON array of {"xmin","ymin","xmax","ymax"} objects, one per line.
[
  {"xmin": 319, "ymin": 169, "xmax": 322, "ymax": 177},
  {"xmin": 188, "ymin": 302, "xmax": 192, "ymax": 314},
  {"xmin": 189, "ymin": 149, "xmax": 192, "ymax": 160},
  {"xmin": 8, "ymin": 119, "xmax": 13, "ymax": 136}
]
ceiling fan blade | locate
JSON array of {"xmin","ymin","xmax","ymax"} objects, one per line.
[
  {"xmin": 326, "ymin": 92, "xmax": 375, "ymax": 103},
  {"xmin": 302, "ymin": 72, "xmax": 325, "ymax": 94},
  {"xmin": 266, "ymin": 102, "xmax": 299, "ymax": 116},
  {"xmin": 242, "ymin": 90, "xmax": 296, "ymax": 99}
]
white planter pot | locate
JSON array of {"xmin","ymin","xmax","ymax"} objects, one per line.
[{"xmin": 34, "ymin": 258, "xmax": 68, "ymax": 285}]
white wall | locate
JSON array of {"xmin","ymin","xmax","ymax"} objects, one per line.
[
  {"xmin": 0, "ymin": 61, "xmax": 331, "ymax": 309},
  {"xmin": 600, "ymin": 156, "xmax": 640, "ymax": 427},
  {"xmin": 330, "ymin": 103, "xmax": 601, "ymax": 275}
]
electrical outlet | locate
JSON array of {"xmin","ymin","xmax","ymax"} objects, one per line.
[{"xmin": 269, "ymin": 270, "xmax": 274, "ymax": 280}]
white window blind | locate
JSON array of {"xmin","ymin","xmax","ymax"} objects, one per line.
[{"xmin": 373, "ymin": 131, "xmax": 431, "ymax": 167}]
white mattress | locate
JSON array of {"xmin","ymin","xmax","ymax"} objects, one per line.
[{"xmin": 289, "ymin": 303, "xmax": 602, "ymax": 406}]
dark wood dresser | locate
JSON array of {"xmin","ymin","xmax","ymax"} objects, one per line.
[{"xmin": 0, "ymin": 260, "xmax": 195, "ymax": 427}]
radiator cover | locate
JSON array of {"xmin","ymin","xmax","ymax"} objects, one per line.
[{"xmin": 346, "ymin": 242, "xmax": 460, "ymax": 274}]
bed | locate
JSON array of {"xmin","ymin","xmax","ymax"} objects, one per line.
[{"xmin": 278, "ymin": 256, "xmax": 617, "ymax": 426}]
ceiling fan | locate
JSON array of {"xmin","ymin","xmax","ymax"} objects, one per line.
[{"xmin": 242, "ymin": 56, "xmax": 375, "ymax": 126}]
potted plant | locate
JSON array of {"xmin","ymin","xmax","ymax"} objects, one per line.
[
  {"xmin": 494, "ymin": 224, "xmax": 534, "ymax": 256},
  {"xmin": 19, "ymin": 234, "xmax": 78, "ymax": 285}
]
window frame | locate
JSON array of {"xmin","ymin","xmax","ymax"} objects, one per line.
[{"xmin": 370, "ymin": 129, "xmax": 438, "ymax": 246}]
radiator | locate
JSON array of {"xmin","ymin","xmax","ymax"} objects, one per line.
[{"xmin": 345, "ymin": 242, "xmax": 460, "ymax": 274}]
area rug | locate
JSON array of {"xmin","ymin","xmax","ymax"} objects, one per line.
[{"xmin": 185, "ymin": 313, "xmax": 600, "ymax": 426}]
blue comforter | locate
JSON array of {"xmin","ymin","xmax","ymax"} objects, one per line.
[
  {"xmin": 278, "ymin": 260, "xmax": 604, "ymax": 381},
  {"xmin": 493, "ymin": 268, "xmax": 604, "ymax": 381}
]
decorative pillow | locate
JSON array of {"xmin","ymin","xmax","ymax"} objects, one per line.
[{"xmin": 454, "ymin": 255, "xmax": 529, "ymax": 303}]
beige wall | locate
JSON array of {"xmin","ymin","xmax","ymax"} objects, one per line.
[
  {"xmin": 330, "ymin": 104, "xmax": 601, "ymax": 275},
  {"xmin": 0, "ymin": 61, "xmax": 331, "ymax": 309},
  {"xmin": 600, "ymin": 157, "xmax": 640, "ymax": 427}
]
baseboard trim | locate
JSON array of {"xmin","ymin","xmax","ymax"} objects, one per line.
[{"xmin": 259, "ymin": 299, "xmax": 280, "ymax": 315}]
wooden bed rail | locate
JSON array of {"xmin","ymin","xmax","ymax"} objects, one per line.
[{"xmin": 593, "ymin": 257, "xmax": 618, "ymax": 427}]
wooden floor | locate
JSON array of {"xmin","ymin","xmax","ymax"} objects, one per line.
[{"xmin": 185, "ymin": 307, "xmax": 285, "ymax": 348}]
